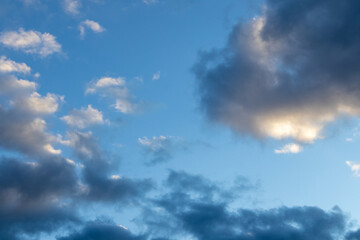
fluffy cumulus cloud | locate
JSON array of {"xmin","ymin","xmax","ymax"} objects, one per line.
[
  {"xmin": 86, "ymin": 77, "xmax": 139, "ymax": 114},
  {"xmin": 0, "ymin": 56, "xmax": 31, "ymax": 74},
  {"xmin": 79, "ymin": 19, "xmax": 106, "ymax": 37},
  {"xmin": 61, "ymin": 105, "xmax": 107, "ymax": 129},
  {"xmin": 0, "ymin": 29, "xmax": 61, "ymax": 57},
  {"xmin": 0, "ymin": 73, "xmax": 63, "ymax": 157},
  {"xmin": 0, "ymin": 67, "xmax": 152, "ymax": 239},
  {"xmin": 194, "ymin": 0, "xmax": 360, "ymax": 147},
  {"xmin": 138, "ymin": 136, "xmax": 187, "ymax": 164}
]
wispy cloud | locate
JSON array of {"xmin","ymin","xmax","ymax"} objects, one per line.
[
  {"xmin": 86, "ymin": 77, "xmax": 139, "ymax": 114},
  {"xmin": 143, "ymin": 0, "xmax": 158, "ymax": 5},
  {"xmin": 152, "ymin": 71, "xmax": 160, "ymax": 80},
  {"xmin": 63, "ymin": 0, "xmax": 81, "ymax": 15},
  {"xmin": 0, "ymin": 29, "xmax": 61, "ymax": 57},
  {"xmin": 138, "ymin": 135, "xmax": 187, "ymax": 164},
  {"xmin": 274, "ymin": 143, "xmax": 302, "ymax": 154},
  {"xmin": 346, "ymin": 161, "xmax": 360, "ymax": 176},
  {"xmin": 79, "ymin": 19, "xmax": 105, "ymax": 37}
]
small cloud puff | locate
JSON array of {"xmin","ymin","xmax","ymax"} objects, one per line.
[
  {"xmin": 346, "ymin": 161, "xmax": 360, "ymax": 176},
  {"xmin": 79, "ymin": 19, "xmax": 106, "ymax": 37},
  {"xmin": 152, "ymin": 71, "xmax": 160, "ymax": 80},
  {"xmin": 274, "ymin": 143, "xmax": 302, "ymax": 154}
]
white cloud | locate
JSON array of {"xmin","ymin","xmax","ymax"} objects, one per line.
[
  {"xmin": 0, "ymin": 75, "xmax": 37, "ymax": 96},
  {"xmin": 0, "ymin": 56, "xmax": 31, "ymax": 74},
  {"xmin": 0, "ymin": 29, "xmax": 61, "ymax": 57},
  {"xmin": 79, "ymin": 19, "xmax": 105, "ymax": 37},
  {"xmin": 111, "ymin": 175, "xmax": 122, "ymax": 180},
  {"xmin": 138, "ymin": 135, "xmax": 168, "ymax": 151},
  {"xmin": 61, "ymin": 105, "xmax": 107, "ymax": 129},
  {"xmin": 0, "ymin": 72, "xmax": 64, "ymax": 157},
  {"xmin": 274, "ymin": 143, "xmax": 302, "ymax": 154},
  {"xmin": 15, "ymin": 92, "xmax": 62, "ymax": 115},
  {"xmin": 152, "ymin": 71, "xmax": 160, "ymax": 80},
  {"xmin": 346, "ymin": 161, "xmax": 360, "ymax": 176},
  {"xmin": 86, "ymin": 77, "xmax": 138, "ymax": 114},
  {"xmin": 85, "ymin": 77, "xmax": 125, "ymax": 94},
  {"xmin": 64, "ymin": 0, "xmax": 81, "ymax": 15}
]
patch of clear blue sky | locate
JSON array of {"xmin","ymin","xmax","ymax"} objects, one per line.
[{"xmin": 2, "ymin": 0, "xmax": 360, "ymax": 232}]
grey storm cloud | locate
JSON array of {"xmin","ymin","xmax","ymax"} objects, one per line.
[
  {"xmin": 0, "ymin": 69, "xmax": 152, "ymax": 239},
  {"xmin": 67, "ymin": 130, "xmax": 153, "ymax": 203},
  {"xmin": 194, "ymin": 0, "xmax": 360, "ymax": 144},
  {"xmin": 346, "ymin": 230, "xmax": 360, "ymax": 240},
  {"xmin": 0, "ymin": 156, "xmax": 80, "ymax": 240},
  {"xmin": 142, "ymin": 171, "xmax": 352, "ymax": 240},
  {"xmin": 58, "ymin": 221, "xmax": 146, "ymax": 240}
]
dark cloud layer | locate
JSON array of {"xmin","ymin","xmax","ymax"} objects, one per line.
[
  {"xmin": 68, "ymin": 131, "xmax": 153, "ymax": 203},
  {"xmin": 0, "ymin": 156, "xmax": 79, "ymax": 240},
  {"xmin": 0, "ymin": 157, "xmax": 77, "ymax": 207},
  {"xmin": 59, "ymin": 221, "xmax": 146, "ymax": 240},
  {"xmin": 194, "ymin": 0, "xmax": 360, "ymax": 143},
  {"xmin": 143, "ymin": 171, "xmax": 350, "ymax": 240}
]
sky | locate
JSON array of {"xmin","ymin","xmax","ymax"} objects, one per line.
[{"xmin": 1, "ymin": 0, "xmax": 360, "ymax": 239}]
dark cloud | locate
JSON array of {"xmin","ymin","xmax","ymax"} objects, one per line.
[
  {"xmin": 68, "ymin": 131, "xmax": 153, "ymax": 203},
  {"xmin": 0, "ymin": 206, "xmax": 79, "ymax": 240},
  {"xmin": 142, "ymin": 171, "xmax": 352, "ymax": 240},
  {"xmin": 0, "ymin": 156, "xmax": 79, "ymax": 240},
  {"xmin": 194, "ymin": 0, "xmax": 360, "ymax": 144},
  {"xmin": 138, "ymin": 136, "xmax": 187, "ymax": 165},
  {"xmin": 0, "ymin": 156, "xmax": 78, "ymax": 207},
  {"xmin": 346, "ymin": 229, "xmax": 360, "ymax": 240},
  {"xmin": 58, "ymin": 221, "xmax": 146, "ymax": 240}
]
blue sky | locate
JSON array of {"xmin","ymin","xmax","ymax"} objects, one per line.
[{"xmin": 1, "ymin": 0, "xmax": 360, "ymax": 239}]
